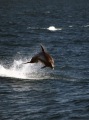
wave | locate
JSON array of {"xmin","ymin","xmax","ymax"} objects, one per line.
[
  {"xmin": 0, "ymin": 59, "xmax": 52, "ymax": 80},
  {"xmin": 27, "ymin": 26, "xmax": 62, "ymax": 31},
  {"xmin": 27, "ymin": 24, "xmax": 89, "ymax": 32}
]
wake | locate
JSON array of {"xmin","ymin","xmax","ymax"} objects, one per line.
[{"xmin": 0, "ymin": 59, "xmax": 51, "ymax": 80}]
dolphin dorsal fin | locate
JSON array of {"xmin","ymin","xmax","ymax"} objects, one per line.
[{"xmin": 40, "ymin": 44, "xmax": 45, "ymax": 52}]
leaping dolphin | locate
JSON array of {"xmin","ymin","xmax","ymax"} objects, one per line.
[{"xmin": 24, "ymin": 45, "xmax": 54, "ymax": 69}]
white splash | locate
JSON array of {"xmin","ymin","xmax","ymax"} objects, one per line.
[
  {"xmin": 0, "ymin": 60, "xmax": 28, "ymax": 79},
  {"xmin": 47, "ymin": 26, "xmax": 62, "ymax": 31},
  {"xmin": 0, "ymin": 59, "xmax": 50, "ymax": 80}
]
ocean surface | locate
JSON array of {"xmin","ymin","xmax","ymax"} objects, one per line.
[{"xmin": 0, "ymin": 0, "xmax": 89, "ymax": 120}]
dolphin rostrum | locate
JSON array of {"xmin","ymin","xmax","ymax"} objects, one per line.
[{"xmin": 24, "ymin": 45, "xmax": 54, "ymax": 69}]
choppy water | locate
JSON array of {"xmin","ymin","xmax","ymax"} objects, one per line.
[{"xmin": 0, "ymin": 0, "xmax": 89, "ymax": 120}]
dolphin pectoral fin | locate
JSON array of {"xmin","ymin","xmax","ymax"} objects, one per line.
[
  {"xmin": 41, "ymin": 66, "xmax": 46, "ymax": 69},
  {"xmin": 22, "ymin": 61, "xmax": 31, "ymax": 64}
]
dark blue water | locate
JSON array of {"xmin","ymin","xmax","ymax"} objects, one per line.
[{"xmin": 0, "ymin": 0, "xmax": 89, "ymax": 120}]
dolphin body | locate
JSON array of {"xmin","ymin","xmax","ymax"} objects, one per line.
[{"xmin": 24, "ymin": 45, "xmax": 54, "ymax": 69}]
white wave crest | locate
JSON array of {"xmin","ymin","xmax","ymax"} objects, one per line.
[
  {"xmin": 47, "ymin": 26, "xmax": 62, "ymax": 31},
  {"xmin": 84, "ymin": 24, "xmax": 89, "ymax": 27}
]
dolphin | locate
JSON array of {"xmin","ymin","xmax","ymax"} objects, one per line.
[{"xmin": 24, "ymin": 45, "xmax": 54, "ymax": 69}]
